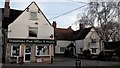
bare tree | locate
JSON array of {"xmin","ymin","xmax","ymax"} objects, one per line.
[{"xmin": 76, "ymin": 1, "xmax": 120, "ymax": 42}]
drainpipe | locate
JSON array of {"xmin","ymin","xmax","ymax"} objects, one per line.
[{"xmin": 52, "ymin": 21, "xmax": 57, "ymax": 57}]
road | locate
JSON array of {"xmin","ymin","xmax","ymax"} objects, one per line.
[{"xmin": 1, "ymin": 56, "xmax": 120, "ymax": 68}]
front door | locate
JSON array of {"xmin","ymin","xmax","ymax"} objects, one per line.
[{"xmin": 24, "ymin": 46, "xmax": 31, "ymax": 62}]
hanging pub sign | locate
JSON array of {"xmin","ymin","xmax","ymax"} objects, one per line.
[{"xmin": 7, "ymin": 38, "xmax": 56, "ymax": 44}]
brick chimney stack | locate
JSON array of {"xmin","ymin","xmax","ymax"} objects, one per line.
[
  {"xmin": 4, "ymin": 0, "xmax": 10, "ymax": 17},
  {"xmin": 79, "ymin": 23, "xmax": 85, "ymax": 31},
  {"xmin": 52, "ymin": 21, "xmax": 57, "ymax": 28}
]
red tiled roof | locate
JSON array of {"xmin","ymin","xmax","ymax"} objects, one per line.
[
  {"xmin": 55, "ymin": 27, "xmax": 74, "ymax": 41},
  {"xmin": 73, "ymin": 27, "xmax": 92, "ymax": 40},
  {"xmin": 55, "ymin": 27, "xmax": 93, "ymax": 41}
]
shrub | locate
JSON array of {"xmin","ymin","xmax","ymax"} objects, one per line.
[{"xmin": 83, "ymin": 49, "xmax": 92, "ymax": 59}]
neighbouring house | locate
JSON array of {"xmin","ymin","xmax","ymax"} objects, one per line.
[
  {"xmin": 74, "ymin": 27, "xmax": 102, "ymax": 55},
  {"xmin": 2, "ymin": 1, "xmax": 56, "ymax": 63},
  {"xmin": 54, "ymin": 23, "xmax": 75, "ymax": 55},
  {"xmin": 54, "ymin": 22, "xmax": 102, "ymax": 55}
]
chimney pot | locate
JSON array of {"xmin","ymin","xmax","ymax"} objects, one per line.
[
  {"xmin": 4, "ymin": 0, "xmax": 10, "ymax": 17},
  {"xmin": 52, "ymin": 21, "xmax": 57, "ymax": 28},
  {"xmin": 79, "ymin": 23, "xmax": 85, "ymax": 31}
]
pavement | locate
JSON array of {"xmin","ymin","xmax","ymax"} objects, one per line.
[{"xmin": 1, "ymin": 56, "xmax": 120, "ymax": 68}]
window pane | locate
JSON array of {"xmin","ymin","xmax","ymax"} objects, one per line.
[
  {"xmin": 25, "ymin": 54, "xmax": 31, "ymax": 61},
  {"xmin": 36, "ymin": 46, "xmax": 49, "ymax": 56},
  {"xmin": 91, "ymin": 48, "xmax": 97, "ymax": 53},
  {"xmin": 11, "ymin": 46, "xmax": 20, "ymax": 56},
  {"xmin": 29, "ymin": 27, "xmax": 38, "ymax": 37},
  {"xmin": 60, "ymin": 47, "xmax": 66, "ymax": 52},
  {"xmin": 25, "ymin": 46, "xmax": 31, "ymax": 53}
]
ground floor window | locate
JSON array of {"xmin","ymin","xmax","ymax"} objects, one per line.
[
  {"xmin": 91, "ymin": 48, "xmax": 97, "ymax": 53},
  {"xmin": 80, "ymin": 48, "xmax": 83, "ymax": 53},
  {"xmin": 36, "ymin": 46, "xmax": 49, "ymax": 56},
  {"xmin": 60, "ymin": 47, "xmax": 66, "ymax": 52},
  {"xmin": 11, "ymin": 46, "xmax": 20, "ymax": 57},
  {"xmin": 25, "ymin": 46, "xmax": 31, "ymax": 53}
]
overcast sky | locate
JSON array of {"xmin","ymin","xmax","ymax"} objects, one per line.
[
  {"xmin": 0, "ymin": 0, "xmax": 119, "ymax": 30},
  {"xmin": 0, "ymin": 0, "xmax": 91, "ymax": 30}
]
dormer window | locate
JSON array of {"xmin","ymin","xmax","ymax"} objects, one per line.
[{"xmin": 30, "ymin": 12, "xmax": 37, "ymax": 20}]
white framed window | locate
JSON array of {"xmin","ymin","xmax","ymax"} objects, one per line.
[
  {"xmin": 11, "ymin": 46, "xmax": 20, "ymax": 57},
  {"xmin": 36, "ymin": 46, "xmax": 49, "ymax": 56},
  {"xmin": 29, "ymin": 27, "xmax": 38, "ymax": 37},
  {"xmin": 30, "ymin": 12, "xmax": 37, "ymax": 20},
  {"xmin": 60, "ymin": 47, "xmax": 66, "ymax": 52},
  {"xmin": 91, "ymin": 48, "xmax": 97, "ymax": 53}
]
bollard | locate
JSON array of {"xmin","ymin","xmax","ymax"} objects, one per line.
[{"xmin": 76, "ymin": 59, "xmax": 81, "ymax": 68}]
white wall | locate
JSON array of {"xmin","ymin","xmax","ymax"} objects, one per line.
[
  {"xmin": 55, "ymin": 40, "xmax": 72, "ymax": 54},
  {"xmin": 75, "ymin": 28, "xmax": 101, "ymax": 55},
  {"xmin": 75, "ymin": 40, "xmax": 84, "ymax": 54},
  {"xmin": 8, "ymin": 2, "xmax": 54, "ymax": 39},
  {"xmin": 84, "ymin": 28, "xmax": 101, "ymax": 55}
]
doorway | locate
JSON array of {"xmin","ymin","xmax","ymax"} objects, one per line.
[{"xmin": 24, "ymin": 46, "xmax": 31, "ymax": 62}]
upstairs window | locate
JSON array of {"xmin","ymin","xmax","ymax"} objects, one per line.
[
  {"xmin": 30, "ymin": 12, "xmax": 37, "ymax": 20},
  {"xmin": 29, "ymin": 27, "xmax": 38, "ymax": 37}
]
